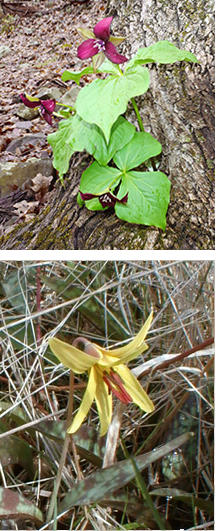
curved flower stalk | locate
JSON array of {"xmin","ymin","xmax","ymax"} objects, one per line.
[
  {"xmin": 20, "ymin": 93, "xmax": 56, "ymax": 125},
  {"xmin": 77, "ymin": 16, "xmax": 128, "ymax": 70},
  {"xmin": 49, "ymin": 312, "xmax": 154, "ymax": 436}
]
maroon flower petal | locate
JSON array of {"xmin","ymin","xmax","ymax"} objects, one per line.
[
  {"xmin": 94, "ymin": 16, "xmax": 113, "ymax": 41},
  {"xmin": 104, "ymin": 41, "xmax": 128, "ymax": 64},
  {"xmin": 40, "ymin": 99, "xmax": 56, "ymax": 114},
  {"xmin": 77, "ymin": 39, "xmax": 99, "ymax": 60},
  {"xmin": 40, "ymin": 107, "xmax": 53, "ymax": 126},
  {"xmin": 80, "ymin": 190, "xmax": 128, "ymax": 209},
  {"xmin": 99, "ymin": 193, "xmax": 116, "ymax": 208},
  {"xmin": 79, "ymin": 192, "xmax": 95, "ymax": 201},
  {"xmin": 20, "ymin": 93, "xmax": 39, "ymax": 109},
  {"xmin": 112, "ymin": 192, "xmax": 129, "ymax": 204}
]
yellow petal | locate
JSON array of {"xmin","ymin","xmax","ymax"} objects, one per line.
[
  {"xmin": 67, "ymin": 367, "xmax": 96, "ymax": 434},
  {"xmin": 98, "ymin": 352, "xmax": 122, "ymax": 368},
  {"xmin": 111, "ymin": 342, "xmax": 149, "ymax": 366},
  {"xmin": 99, "ymin": 311, "xmax": 153, "ymax": 361},
  {"xmin": 49, "ymin": 337, "xmax": 101, "ymax": 374},
  {"xmin": 116, "ymin": 364, "xmax": 154, "ymax": 413},
  {"xmin": 94, "ymin": 370, "xmax": 113, "ymax": 436}
]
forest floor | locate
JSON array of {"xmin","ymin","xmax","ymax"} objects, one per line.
[{"xmin": 0, "ymin": 0, "xmax": 107, "ymax": 231}]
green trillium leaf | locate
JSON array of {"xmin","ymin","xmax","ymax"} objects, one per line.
[
  {"xmin": 47, "ymin": 117, "xmax": 76, "ymax": 179},
  {"xmin": 80, "ymin": 162, "xmax": 122, "ymax": 195},
  {"xmin": 115, "ymin": 170, "xmax": 171, "ymax": 230},
  {"xmin": 61, "ymin": 66, "xmax": 94, "ymax": 84},
  {"xmin": 47, "ymin": 115, "xmax": 136, "ymax": 179},
  {"xmin": 113, "ymin": 131, "xmax": 162, "ymax": 172},
  {"xmin": 84, "ymin": 197, "xmax": 105, "ymax": 211},
  {"xmin": 91, "ymin": 116, "xmax": 136, "ymax": 166},
  {"xmin": 75, "ymin": 66, "xmax": 150, "ymax": 142},
  {"xmin": 98, "ymin": 58, "xmax": 123, "ymax": 75},
  {"xmin": 127, "ymin": 40, "xmax": 199, "ymax": 69},
  {"xmin": 80, "ymin": 131, "xmax": 170, "ymax": 229}
]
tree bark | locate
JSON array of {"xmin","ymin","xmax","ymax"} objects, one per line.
[{"xmin": 0, "ymin": 0, "xmax": 214, "ymax": 249}]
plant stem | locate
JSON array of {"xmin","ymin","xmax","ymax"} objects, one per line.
[
  {"xmin": 46, "ymin": 370, "xmax": 74, "ymax": 524},
  {"xmin": 131, "ymin": 97, "xmax": 144, "ymax": 132}
]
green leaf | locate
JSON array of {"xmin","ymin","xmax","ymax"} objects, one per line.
[
  {"xmin": 113, "ymin": 131, "xmax": 162, "ymax": 171},
  {"xmin": 84, "ymin": 197, "xmax": 105, "ymax": 211},
  {"xmin": 59, "ymin": 432, "xmax": 194, "ymax": 511},
  {"xmin": 77, "ymin": 191, "xmax": 85, "ymax": 206},
  {"xmin": 0, "ymin": 487, "xmax": 43, "ymax": 525},
  {"xmin": 47, "ymin": 116, "xmax": 77, "ymax": 179},
  {"xmin": 115, "ymin": 170, "xmax": 171, "ymax": 230},
  {"xmin": 48, "ymin": 115, "xmax": 136, "ymax": 179},
  {"xmin": 97, "ymin": 58, "xmax": 123, "ymax": 75},
  {"xmin": 47, "ymin": 114, "xmax": 98, "ymax": 179},
  {"xmin": 80, "ymin": 161, "xmax": 122, "ymax": 195},
  {"xmin": 127, "ymin": 40, "xmax": 199, "ymax": 69},
  {"xmin": 89, "ymin": 116, "xmax": 136, "ymax": 166},
  {"xmin": 75, "ymin": 66, "xmax": 150, "ymax": 142},
  {"xmin": 61, "ymin": 66, "xmax": 94, "ymax": 84}
]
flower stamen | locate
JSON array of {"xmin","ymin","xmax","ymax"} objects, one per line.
[{"xmin": 103, "ymin": 370, "xmax": 132, "ymax": 404}]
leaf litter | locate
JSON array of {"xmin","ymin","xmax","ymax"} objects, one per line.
[{"xmin": 0, "ymin": 0, "xmax": 107, "ymax": 232}]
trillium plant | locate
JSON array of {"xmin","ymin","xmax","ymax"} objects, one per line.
[
  {"xmin": 49, "ymin": 312, "xmax": 154, "ymax": 436},
  {"xmin": 20, "ymin": 16, "xmax": 198, "ymax": 228}
]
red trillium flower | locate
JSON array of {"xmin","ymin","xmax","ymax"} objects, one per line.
[
  {"xmin": 20, "ymin": 93, "xmax": 56, "ymax": 126},
  {"xmin": 77, "ymin": 16, "xmax": 128, "ymax": 70},
  {"xmin": 80, "ymin": 190, "xmax": 128, "ymax": 209}
]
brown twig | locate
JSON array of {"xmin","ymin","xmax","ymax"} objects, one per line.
[{"xmin": 139, "ymin": 337, "xmax": 214, "ymax": 379}]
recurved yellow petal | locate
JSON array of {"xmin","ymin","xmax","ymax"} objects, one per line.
[
  {"xmin": 67, "ymin": 367, "xmax": 97, "ymax": 434},
  {"xmin": 94, "ymin": 369, "xmax": 112, "ymax": 436},
  {"xmin": 116, "ymin": 364, "xmax": 154, "ymax": 413},
  {"xmin": 111, "ymin": 342, "xmax": 149, "ymax": 366},
  {"xmin": 49, "ymin": 337, "xmax": 101, "ymax": 374},
  {"xmin": 100, "ymin": 311, "xmax": 153, "ymax": 361}
]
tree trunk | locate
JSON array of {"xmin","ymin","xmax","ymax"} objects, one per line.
[{"xmin": 0, "ymin": 0, "xmax": 214, "ymax": 249}]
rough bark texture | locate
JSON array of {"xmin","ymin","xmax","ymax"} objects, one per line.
[{"xmin": 1, "ymin": 0, "xmax": 214, "ymax": 249}]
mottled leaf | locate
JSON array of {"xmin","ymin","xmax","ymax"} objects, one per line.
[
  {"xmin": 0, "ymin": 487, "xmax": 43, "ymax": 525},
  {"xmin": 34, "ymin": 421, "xmax": 105, "ymax": 466},
  {"xmin": 100, "ymin": 490, "xmax": 150, "ymax": 520},
  {"xmin": 0, "ymin": 433, "xmax": 34, "ymax": 477},
  {"xmin": 59, "ymin": 432, "xmax": 194, "ymax": 511},
  {"xmin": 150, "ymin": 488, "xmax": 214, "ymax": 516}
]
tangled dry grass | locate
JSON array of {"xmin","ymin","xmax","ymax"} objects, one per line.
[{"xmin": 0, "ymin": 260, "xmax": 214, "ymax": 530}]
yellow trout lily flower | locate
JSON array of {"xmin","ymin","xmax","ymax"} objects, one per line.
[{"xmin": 48, "ymin": 312, "xmax": 154, "ymax": 436}]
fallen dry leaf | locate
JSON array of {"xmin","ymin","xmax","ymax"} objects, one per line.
[
  {"xmin": 13, "ymin": 199, "xmax": 39, "ymax": 220},
  {"xmin": 31, "ymin": 173, "xmax": 53, "ymax": 202}
]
